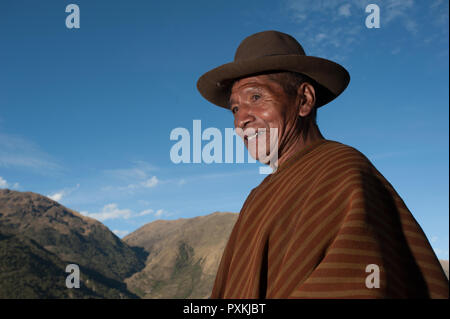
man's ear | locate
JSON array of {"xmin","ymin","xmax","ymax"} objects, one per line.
[{"xmin": 297, "ymin": 82, "xmax": 316, "ymax": 117}]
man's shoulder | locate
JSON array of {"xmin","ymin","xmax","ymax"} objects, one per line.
[
  {"xmin": 322, "ymin": 139, "xmax": 366, "ymax": 153},
  {"xmin": 263, "ymin": 139, "xmax": 377, "ymax": 189},
  {"xmin": 311, "ymin": 139, "xmax": 372, "ymax": 165},
  {"xmin": 285, "ymin": 139, "xmax": 377, "ymax": 180}
]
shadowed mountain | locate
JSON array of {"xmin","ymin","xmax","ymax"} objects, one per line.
[
  {"xmin": 0, "ymin": 189, "xmax": 146, "ymax": 298},
  {"xmin": 123, "ymin": 212, "xmax": 239, "ymax": 298}
]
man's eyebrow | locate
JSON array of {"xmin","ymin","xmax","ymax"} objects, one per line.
[{"xmin": 228, "ymin": 82, "xmax": 264, "ymax": 108}]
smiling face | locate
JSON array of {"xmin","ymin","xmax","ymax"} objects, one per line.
[{"xmin": 229, "ymin": 74, "xmax": 302, "ymax": 165}]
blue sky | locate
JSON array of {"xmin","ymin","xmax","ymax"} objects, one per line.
[{"xmin": 0, "ymin": 0, "xmax": 448, "ymax": 259}]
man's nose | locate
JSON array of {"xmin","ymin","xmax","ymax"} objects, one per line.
[{"xmin": 235, "ymin": 105, "xmax": 255, "ymax": 129}]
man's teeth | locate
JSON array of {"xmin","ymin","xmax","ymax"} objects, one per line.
[{"xmin": 247, "ymin": 131, "xmax": 265, "ymax": 141}]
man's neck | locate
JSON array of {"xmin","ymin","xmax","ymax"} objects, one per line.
[{"xmin": 272, "ymin": 124, "xmax": 324, "ymax": 170}]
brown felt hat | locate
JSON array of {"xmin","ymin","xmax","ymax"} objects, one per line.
[{"xmin": 197, "ymin": 30, "xmax": 350, "ymax": 109}]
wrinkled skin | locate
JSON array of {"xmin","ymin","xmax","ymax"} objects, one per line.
[{"xmin": 229, "ymin": 74, "xmax": 324, "ymax": 168}]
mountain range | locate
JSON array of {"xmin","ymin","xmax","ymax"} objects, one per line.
[
  {"xmin": 0, "ymin": 189, "xmax": 447, "ymax": 298},
  {"xmin": 0, "ymin": 189, "xmax": 145, "ymax": 298}
]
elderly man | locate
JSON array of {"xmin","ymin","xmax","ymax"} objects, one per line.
[{"xmin": 197, "ymin": 31, "xmax": 448, "ymax": 298}]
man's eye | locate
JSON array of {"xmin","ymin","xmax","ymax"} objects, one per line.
[
  {"xmin": 251, "ymin": 94, "xmax": 261, "ymax": 101},
  {"xmin": 231, "ymin": 106, "xmax": 238, "ymax": 114}
]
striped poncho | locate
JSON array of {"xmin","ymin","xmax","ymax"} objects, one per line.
[{"xmin": 211, "ymin": 139, "xmax": 448, "ymax": 298}]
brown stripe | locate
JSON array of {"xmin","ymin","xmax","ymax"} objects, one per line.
[
  {"xmin": 226, "ymin": 151, "xmax": 365, "ymax": 291},
  {"xmin": 270, "ymin": 187, "xmax": 364, "ymax": 297},
  {"xmin": 266, "ymin": 185, "xmax": 365, "ymax": 285},
  {"xmin": 290, "ymin": 288, "xmax": 383, "ymax": 298}
]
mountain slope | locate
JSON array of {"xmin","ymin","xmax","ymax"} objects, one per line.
[
  {"xmin": 123, "ymin": 212, "xmax": 238, "ymax": 298},
  {"xmin": 0, "ymin": 189, "xmax": 145, "ymax": 298},
  {"xmin": 0, "ymin": 232, "xmax": 134, "ymax": 298}
]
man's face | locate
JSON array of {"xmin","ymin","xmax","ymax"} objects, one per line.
[{"xmin": 229, "ymin": 74, "xmax": 299, "ymax": 163}]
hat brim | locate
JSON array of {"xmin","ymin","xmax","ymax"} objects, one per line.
[{"xmin": 197, "ymin": 54, "xmax": 350, "ymax": 109}]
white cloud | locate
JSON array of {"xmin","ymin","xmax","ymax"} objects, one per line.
[
  {"xmin": 383, "ymin": 0, "xmax": 414, "ymax": 24},
  {"xmin": 154, "ymin": 209, "xmax": 165, "ymax": 217},
  {"xmin": 338, "ymin": 3, "xmax": 352, "ymax": 17},
  {"xmin": 103, "ymin": 161, "xmax": 160, "ymax": 192},
  {"xmin": 103, "ymin": 161, "xmax": 157, "ymax": 181},
  {"xmin": 81, "ymin": 204, "xmax": 170, "ymax": 221},
  {"xmin": 315, "ymin": 33, "xmax": 327, "ymax": 42},
  {"xmin": 0, "ymin": 176, "xmax": 7, "ymax": 188},
  {"xmin": 81, "ymin": 203, "xmax": 133, "ymax": 221},
  {"xmin": 113, "ymin": 229, "xmax": 130, "ymax": 238},
  {"xmin": 0, "ymin": 133, "xmax": 62, "ymax": 174},
  {"xmin": 49, "ymin": 192, "xmax": 64, "ymax": 202},
  {"xmin": 404, "ymin": 19, "xmax": 418, "ymax": 34},
  {"xmin": 430, "ymin": 236, "xmax": 448, "ymax": 259},
  {"xmin": 430, "ymin": 0, "xmax": 443, "ymax": 9},
  {"xmin": 391, "ymin": 47, "xmax": 401, "ymax": 55},
  {"xmin": 141, "ymin": 176, "xmax": 159, "ymax": 188},
  {"xmin": 430, "ymin": 0, "xmax": 449, "ymax": 28},
  {"xmin": 137, "ymin": 209, "xmax": 154, "ymax": 216},
  {"xmin": 125, "ymin": 175, "xmax": 159, "ymax": 190},
  {"xmin": 47, "ymin": 184, "xmax": 80, "ymax": 203},
  {"xmin": 137, "ymin": 208, "xmax": 169, "ymax": 218},
  {"xmin": 434, "ymin": 248, "xmax": 449, "ymax": 259},
  {"xmin": 0, "ymin": 176, "xmax": 20, "ymax": 189},
  {"xmin": 285, "ymin": 0, "xmax": 443, "ymax": 60}
]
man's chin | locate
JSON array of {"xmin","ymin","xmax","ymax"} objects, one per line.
[{"xmin": 249, "ymin": 152, "xmax": 272, "ymax": 165}]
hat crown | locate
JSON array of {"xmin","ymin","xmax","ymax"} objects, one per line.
[{"xmin": 234, "ymin": 30, "xmax": 306, "ymax": 61}]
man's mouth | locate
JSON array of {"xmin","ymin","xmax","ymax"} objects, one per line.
[{"xmin": 245, "ymin": 130, "xmax": 265, "ymax": 142}]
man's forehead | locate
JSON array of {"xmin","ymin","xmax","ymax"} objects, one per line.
[
  {"xmin": 230, "ymin": 75, "xmax": 275, "ymax": 100},
  {"xmin": 231, "ymin": 75, "xmax": 270, "ymax": 90},
  {"xmin": 228, "ymin": 74, "xmax": 281, "ymax": 107}
]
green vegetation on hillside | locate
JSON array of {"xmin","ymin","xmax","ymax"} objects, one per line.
[
  {"xmin": 123, "ymin": 212, "xmax": 239, "ymax": 298},
  {"xmin": 0, "ymin": 189, "xmax": 145, "ymax": 298}
]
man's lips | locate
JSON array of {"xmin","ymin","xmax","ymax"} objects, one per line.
[{"xmin": 244, "ymin": 130, "xmax": 266, "ymax": 142}]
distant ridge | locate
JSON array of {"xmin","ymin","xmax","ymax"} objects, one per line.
[{"xmin": 123, "ymin": 212, "xmax": 238, "ymax": 298}]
